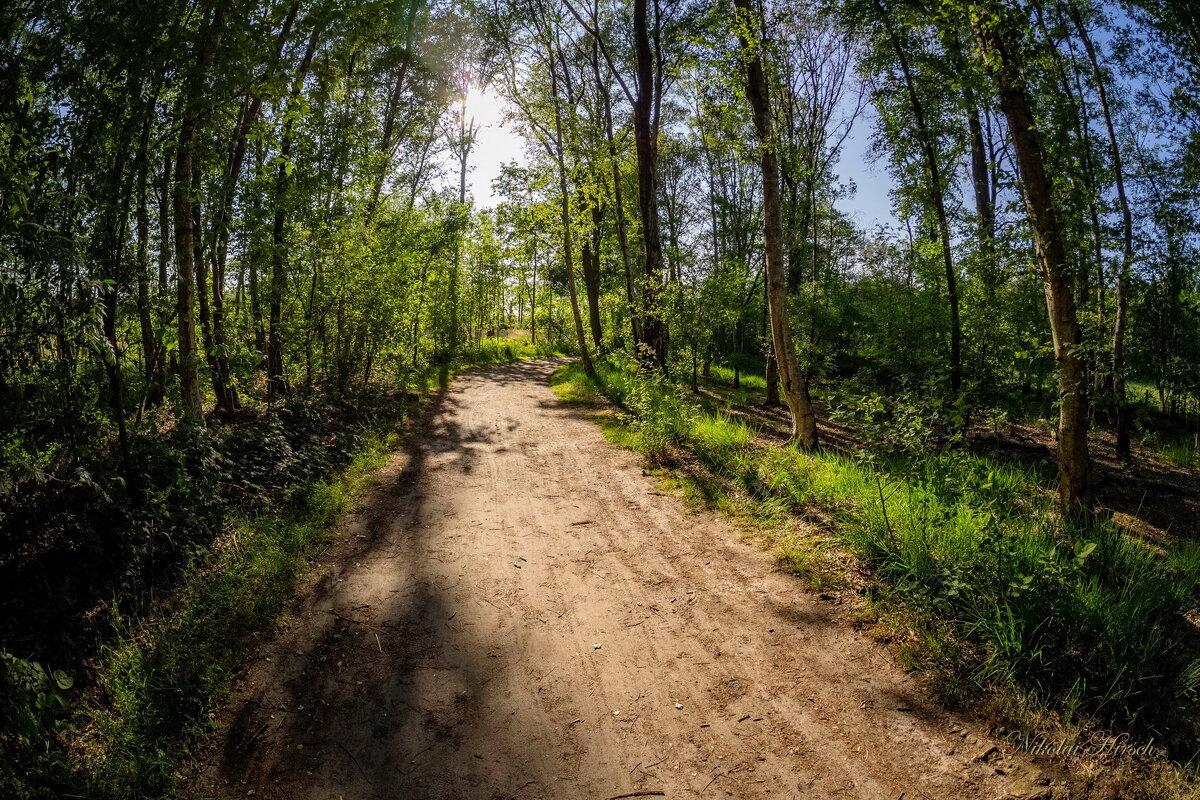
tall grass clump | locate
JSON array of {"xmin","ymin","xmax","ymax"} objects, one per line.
[{"xmin": 554, "ymin": 358, "xmax": 1200, "ymax": 748}]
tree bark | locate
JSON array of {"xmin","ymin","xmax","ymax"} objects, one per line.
[
  {"xmin": 593, "ymin": 41, "xmax": 639, "ymax": 350},
  {"xmin": 174, "ymin": 9, "xmax": 223, "ymax": 422},
  {"xmin": 268, "ymin": 28, "xmax": 319, "ymax": 401},
  {"xmin": 1068, "ymin": 6, "xmax": 1134, "ymax": 461},
  {"xmin": 135, "ymin": 103, "xmax": 157, "ymax": 404},
  {"xmin": 967, "ymin": 102, "xmax": 996, "ymax": 285},
  {"xmin": 764, "ymin": 279, "xmax": 780, "ymax": 404},
  {"xmin": 206, "ymin": 5, "xmax": 297, "ymax": 412},
  {"xmin": 633, "ymin": 0, "xmax": 667, "ymax": 370},
  {"xmin": 547, "ymin": 49, "xmax": 595, "ymax": 377},
  {"xmin": 193, "ymin": 163, "xmax": 233, "ymax": 414},
  {"xmin": 735, "ymin": 0, "xmax": 817, "ymax": 447},
  {"xmin": 969, "ymin": 3, "xmax": 1092, "ymax": 511},
  {"xmin": 582, "ymin": 202, "xmax": 605, "ymax": 354}
]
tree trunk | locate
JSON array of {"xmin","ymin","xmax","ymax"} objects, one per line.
[
  {"xmin": 193, "ymin": 163, "xmax": 232, "ymax": 414},
  {"xmin": 268, "ymin": 29, "xmax": 319, "ymax": 401},
  {"xmin": 633, "ymin": 0, "xmax": 667, "ymax": 370},
  {"xmin": 596, "ymin": 47, "xmax": 639, "ymax": 349},
  {"xmin": 970, "ymin": 3, "xmax": 1092, "ymax": 511},
  {"xmin": 764, "ymin": 280, "xmax": 780, "ymax": 404},
  {"xmin": 582, "ymin": 203, "xmax": 605, "ymax": 354},
  {"xmin": 206, "ymin": 9, "xmax": 297, "ymax": 411},
  {"xmin": 530, "ymin": 233, "xmax": 538, "ymax": 344},
  {"xmin": 1068, "ymin": 7, "xmax": 1134, "ymax": 461},
  {"xmin": 967, "ymin": 102, "xmax": 996, "ymax": 286},
  {"xmin": 735, "ymin": 0, "xmax": 817, "ymax": 447},
  {"xmin": 174, "ymin": 10, "xmax": 222, "ymax": 422},
  {"xmin": 135, "ymin": 109, "xmax": 157, "ymax": 405},
  {"xmin": 100, "ymin": 119, "xmax": 137, "ymax": 502},
  {"xmin": 548, "ymin": 92, "xmax": 594, "ymax": 375}
]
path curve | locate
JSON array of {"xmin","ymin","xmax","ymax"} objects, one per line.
[{"xmin": 194, "ymin": 358, "xmax": 1044, "ymax": 800}]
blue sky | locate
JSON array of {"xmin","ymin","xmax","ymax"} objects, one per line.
[{"xmin": 461, "ymin": 85, "xmax": 899, "ymax": 229}]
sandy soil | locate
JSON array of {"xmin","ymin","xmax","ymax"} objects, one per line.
[{"xmin": 191, "ymin": 358, "xmax": 1049, "ymax": 800}]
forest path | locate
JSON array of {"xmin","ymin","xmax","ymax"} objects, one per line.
[{"xmin": 194, "ymin": 358, "xmax": 1044, "ymax": 800}]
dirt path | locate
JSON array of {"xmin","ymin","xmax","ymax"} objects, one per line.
[{"xmin": 194, "ymin": 358, "xmax": 1047, "ymax": 800}]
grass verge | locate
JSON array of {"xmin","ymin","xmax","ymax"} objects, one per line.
[
  {"xmin": 71, "ymin": 431, "xmax": 396, "ymax": 798},
  {"xmin": 553, "ymin": 358, "xmax": 1200, "ymax": 789}
]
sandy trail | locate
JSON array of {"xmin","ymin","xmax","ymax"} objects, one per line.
[{"xmin": 195, "ymin": 358, "xmax": 1043, "ymax": 800}]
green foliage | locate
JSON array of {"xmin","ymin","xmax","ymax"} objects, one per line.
[
  {"xmin": 4, "ymin": 0, "xmax": 1200, "ymax": 791},
  {"xmin": 827, "ymin": 378, "xmax": 967, "ymax": 456},
  {"xmin": 0, "ymin": 653, "xmax": 74, "ymax": 799}
]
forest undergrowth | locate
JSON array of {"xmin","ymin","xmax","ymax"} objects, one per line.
[
  {"xmin": 0, "ymin": 338, "xmax": 562, "ymax": 800},
  {"xmin": 552, "ymin": 358, "xmax": 1200, "ymax": 787}
]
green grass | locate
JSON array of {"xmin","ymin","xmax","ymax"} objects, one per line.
[
  {"xmin": 1157, "ymin": 433, "xmax": 1199, "ymax": 470},
  {"xmin": 706, "ymin": 364, "xmax": 767, "ymax": 391},
  {"xmin": 458, "ymin": 336, "xmax": 566, "ymax": 367},
  {"xmin": 702, "ymin": 364, "xmax": 767, "ymax": 408},
  {"xmin": 74, "ymin": 436, "xmax": 393, "ymax": 798},
  {"xmin": 1128, "ymin": 379, "xmax": 1166, "ymax": 413},
  {"xmin": 552, "ymin": 359, "xmax": 1200, "ymax": 752},
  {"xmin": 407, "ymin": 337, "xmax": 566, "ymax": 395}
]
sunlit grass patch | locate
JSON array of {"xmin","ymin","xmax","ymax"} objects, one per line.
[
  {"xmin": 707, "ymin": 364, "xmax": 767, "ymax": 391},
  {"xmin": 1158, "ymin": 434, "xmax": 1199, "ymax": 470}
]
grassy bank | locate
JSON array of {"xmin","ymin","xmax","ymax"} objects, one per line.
[
  {"xmin": 552, "ymin": 359, "xmax": 1200, "ymax": 766},
  {"xmin": 1, "ymin": 339, "xmax": 563, "ymax": 800}
]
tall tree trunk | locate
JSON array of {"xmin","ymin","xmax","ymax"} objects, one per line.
[
  {"xmin": 582, "ymin": 202, "xmax": 605, "ymax": 354},
  {"xmin": 268, "ymin": 29, "xmax": 319, "ymax": 401},
  {"xmin": 449, "ymin": 107, "xmax": 476, "ymax": 360},
  {"xmin": 206, "ymin": 6, "xmax": 297, "ymax": 412},
  {"xmin": 593, "ymin": 43, "xmax": 639, "ymax": 350},
  {"xmin": 967, "ymin": 102, "xmax": 996, "ymax": 285},
  {"xmin": 193, "ymin": 164, "xmax": 232, "ymax": 414},
  {"xmin": 367, "ymin": 0, "xmax": 418, "ymax": 216},
  {"xmin": 175, "ymin": 119, "xmax": 202, "ymax": 422},
  {"xmin": 530, "ymin": 232, "xmax": 538, "ymax": 344},
  {"xmin": 174, "ymin": 9, "xmax": 223, "ymax": 422},
  {"xmin": 735, "ymin": 0, "xmax": 817, "ymax": 447},
  {"xmin": 764, "ymin": 279, "xmax": 780, "ymax": 404},
  {"xmin": 970, "ymin": 2, "xmax": 1092, "ymax": 511},
  {"xmin": 158, "ymin": 148, "xmax": 172, "ymax": 289},
  {"xmin": 633, "ymin": 0, "xmax": 667, "ymax": 370},
  {"xmin": 547, "ymin": 58, "xmax": 594, "ymax": 376},
  {"xmin": 1068, "ymin": 6, "xmax": 1134, "ymax": 461},
  {"xmin": 135, "ymin": 108, "xmax": 157, "ymax": 404},
  {"xmin": 100, "ymin": 120, "xmax": 137, "ymax": 502}
]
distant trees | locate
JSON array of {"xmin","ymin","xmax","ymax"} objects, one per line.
[{"xmin": 470, "ymin": 0, "xmax": 1198, "ymax": 509}]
